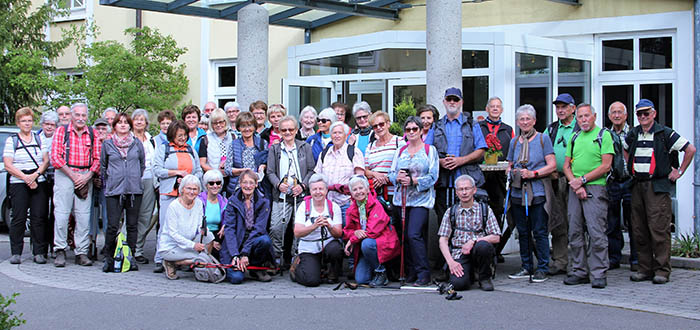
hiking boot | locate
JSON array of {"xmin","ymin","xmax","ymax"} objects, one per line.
[
  {"xmin": 9, "ymin": 255, "xmax": 21, "ymax": 264},
  {"xmin": 508, "ymin": 268, "xmax": 531, "ymax": 279},
  {"xmin": 369, "ymin": 271, "xmax": 389, "ymax": 288},
  {"xmin": 54, "ymin": 250, "xmax": 66, "ymax": 267},
  {"xmin": 134, "ymin": 255, "xmax": 149, "ymax": 264},
  {"xmin": 253, "ymin": 270, "xmax": 272, "ymax": 282},
  {"xmin": 630, "ymin": 272, "xmax": 653, "ymax": 282},
  {"xmin": 652, "ymin": 275, "xmax": 668, "ymax": 284},
  {"xmin": 531, "ymin": 271, "xmax": 548, "ymax": 283},
  {"xmin": 163, "ymin": 261, "xmax": 178, "ymax": 280},
  {"xmin": 412, "ymin": 278, "xmax": 431, "ymax": 287},
  {"xmin": 591, "ymin": 278, "xmax": 607, "ymax": 289},
  {"xmin": 75, "ymin": 254, "xmax": 93, "ymax": 266},
  {"xmin": 33, "ymin": 255, "xmax": 47, "ymax": 264},
  {"xmin": 564, "ymin": 275, "xmax": 590, "ymax": 285},
  {"xmin": 153, "ymin": 262, "xmax": 164, "ymax": 273},
  {"xmin": 496, "ymin": 254, "xmax": 505, "ymax": 264},
  {"xmin": 479, "ymin": 278, "xmax": 495, "ymax": 291}
]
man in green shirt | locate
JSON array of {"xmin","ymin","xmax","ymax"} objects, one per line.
[
  {"xmin": 545, "ymin": 93, "xmax": 580, "ymax": 275},
  {"xmin": 563, "ymin": 104, "xmax": 613, "ymax": 289}
]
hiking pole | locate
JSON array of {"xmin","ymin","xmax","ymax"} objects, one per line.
[
  {"xmin": 399, "ymin": 183, "xmax": 407, "ymax": 286},
  {"xmin": 521, "ymin": 163, "xmax": 533, "ymax": 284},
  {"xmin": 201, "ymin": 215, "xmax": 207, "ymax": 244}
]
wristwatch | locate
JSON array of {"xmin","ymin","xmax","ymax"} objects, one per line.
[{"xmin": 580, "ymin": 176, "xmax": 587, "ymax": 185}]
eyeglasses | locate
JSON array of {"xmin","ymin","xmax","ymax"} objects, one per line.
[
  {"xmin": 212, "ymin": 120, "xmax": 226, "ymax": 126},
  {"xmin": 279, "ymin": 128, "xmax": 295, "ymax": 133},
  {"xmin": 636, "ymin": 111, "xmax": 652, "ymax": 118},
  {"xmin": 356, "ymin": 114, "xmax": 369, "ymax": 121},
  {"xmin": 404, "ymin": 126, "xmax": 420, "ymax": 133},
  {"xmin": 445, "ymin": 96, "xmax": 461, "ymax": 103},
  {"xmin": 372, "ymin": 122, "xmax": 386, "ymax": 130},
  {"xmin": 208, "ymin": 181, "xmax": 222, "ymax": 186},
  {"xmin": 317, "ymin": 118, "xmax": 331, "ymax": 124}
]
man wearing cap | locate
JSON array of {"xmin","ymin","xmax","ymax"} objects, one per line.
[
  {"xmin": 623, "ymin": 99, "xmax": 695, "ymax": 284},
  {"xmin": 432, "ymin": 87, "xmax": 488, "ymax": 277},
  {"xmin": 545, "ymin": 93, "xmax": 580, "ymax": 276}
]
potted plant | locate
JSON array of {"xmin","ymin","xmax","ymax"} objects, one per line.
[{"xmin": 484, "ymin": 134, "xmax": 502, "ymax": 164}]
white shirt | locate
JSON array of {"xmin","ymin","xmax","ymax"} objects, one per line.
[
  {"xmin": 278, "ymin": 142, "xmax": 301, "ymax": 199},
  {"xmin": 4, "ymin": 134, "xmax": 45, "ymax": 184},
  {"xmin": 158, "ymin": 198, "xmax": 204, "ymax": 252},
  {"xmin": 141, "ymin": 132, "xmax": 155, "ymax": 180},
  {"xmin": 294, "ymin": 200, "xmax": 342, "ymax": 254}
]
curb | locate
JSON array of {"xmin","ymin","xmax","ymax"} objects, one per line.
[{"xmin": 622, "ymin": 253, "xmax": 700, "ymax": 270}]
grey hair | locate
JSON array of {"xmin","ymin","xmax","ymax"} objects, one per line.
[
  {"xmin": 224, "ymin": 101, "xmax": 240, "ymax": 112},
  {"xmin": 203, "ymin": 170, "xmax": 224, "ymax": 187},
  {"xmin": 455, "ymin": 174, "xmax": 476, "ymax": 188},
  {"xmin": 352, "ymin": 101, "xmax": 371, "ymax": 117},
  {"xmin": 71, "ymin": 102, "xmax": 88, "ymax": 114},
  {"xmin": 486, "ymin": 96, "xmax": 503, "ymax": 108},
  {"xmin": 607, "ymin": 101, "xmax": 627, "ymax": 114},
  {"xmin": 278, "ymin": 115, "xmax": 298, "ymax": 130},
  {"xmin": 577, "ymin": 103, "xmax": 595, "ymax": 114},
  {"xmin": 178, "ymin": 174, "xmax": 202, "ymax": 195},
  {"xmin": 515, "ymin": 104, "xmax": 536, "ymax": 121},
  {"xmin": 102, "ymin": 107, "xmax": 118, "ymax": 117},
  {"xmin": 131, "ymin": 109, "xmax": 149, "ymax": 125},
  {"xmin": 348, "ymin": 175, "xmax": 369, "ymax": 191},
  {"xmin": 199, "ymin": 115, "xmax": 210, "ymax": 125},
  {"xmin": 40, "ymin": 110, "xmax": 58, "ymax": 125},
  {"xmin": 209, "ymin": 108, "xmax": 228, "ymax": 130},
  {"xmin": 329, "ymin": 121, "xmax": 350, "ymax": 135},
  {"xmin": 299, "ymin": 105, "xmax": 317, "ymax": 119},
  {"xmin": 308, "ymin": 173, "xmax": 328, "ymax": 188},
  {"xmin": 317, "ymin": 107, "xmax": 337, "ymax": 122},
  {"xmin": 403, "ymin": 116, "xmax": 423, "ymax": 131}
]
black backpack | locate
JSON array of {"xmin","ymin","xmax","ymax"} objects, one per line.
[
  {"xmin": 448, "ymin": 200, "xmax": 490, "ymax": 240},
  {"xmin": 320, "ymin": 143, "xmax": 355, "ymax": 164},
  {"xmin": 62, "ymin": 124, "xmax": 95, "ymax": 170},
  {"xmin": 570, "ymin": 128, "xmax": 629, "ymax": 182}
]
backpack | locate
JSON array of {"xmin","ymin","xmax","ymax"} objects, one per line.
[
  {"xmin": 570, "ymin": 128, "xmax": 629, "ymax": 182},
  {"xmin": 192, "ymin": 251, "xmax": 226, "ymax": 283},
  {"xmin": 448, "ymin": 200, "xmax": 490, "ymax": 240},
  {"xmin": 163, "ymin": 142, "xmax": 196, "ymax": 161},
  {"xmin": 304, "ymin": 195, "xmax": 334, "ymax": 222},
  {"xmin": 320, "ymin": 143, "xmax": 355, "ymax": 165},
  {"xmin": 63, "ymin": 124, "xmax": 95, "ymax": 169},
  {"xmin": 547, "ymin": 121, "xmax": 580, "ymax": 148},
  {"xmin": 112, "ymin": 232, "xmax": 132, "ymax": 273}
]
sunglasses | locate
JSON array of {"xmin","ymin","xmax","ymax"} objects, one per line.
[
  {"xmin": 279, "ymin": 128, "xmax": 295, "ymax": 133},
  {"xmin": 207, "ymin": 181, "xmax": 222, "ymax": 186},
  {"xmin": 445, "ymin": 96, "xmax": 461, "ymax": 103},
  {"xmin": 636, "ymin": 111, "xmax": 652, "ymax": 118},
  {"xmin": 372, "ymin": 122, "xmax": 386, "ymax": 130},
  {"xmin": 404, "ymin": 126, "xmax": 420, "ymax": 133},
  {"xmin": 356, "ymin": 114, "xmax": 369, "ymax": 121},
  {"xmin": 212, "ymin": 120, "xmax": 226, "ymax": 126},
  {"xmin": 317, "ymin": 118, "xmax": 331, "ymax": 124}
]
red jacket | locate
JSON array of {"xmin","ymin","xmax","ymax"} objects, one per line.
[{"xmin": 344, "ymin": 193, "xmax": 400, "ymax": 266}]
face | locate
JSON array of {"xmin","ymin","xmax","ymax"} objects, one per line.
[
  {"xmin": 18, "ymin": 115, "xmax": 33, "ymax": 133},
  {"xmin": 309, "ymin": 181, "xmax": 328, "ymax": 201},
  {"xmin": 555, "ymin": 103, "xmax": 575, "ymax": 121},
  {"xmin": 404, "ymin": 122, "xmax": 421, "ymax": 142},
  {"xmin": 206, "ymin": 178, "xmax": 223, "ymax": 195},
  {"xmin": 607, "ymin": 102, "xmax": 627, "ymax": 127},
  {"xmin": 159, "ymin": 118, "xmax": 172, "ymax": 134},
  {"xmin": 104, "ymin": 111, "xmax": 116, "ymax": 125},
  {"xmin": 486, "ymin": 99, "xmax": 503, "ymax": 120},
  {"xmin": 57, "ymin": 106, "xmax": 71, "ymax": 125},
  {"xmin": 114, "ymin": 116, "xmax": 131, "ymax": 135},
  {"xmin": 279, "ymin": 120, "xmax": 297, "ymax": 143},
  {"xmin": 576, "ymin": 106, "xmax": 596, "ymax": 132},
  {"xmin": 331, "ymin": 125, "xmax": 347, "ymax": 146},
  {"xmin": 419, "ymin": 111, "xmax": 434, "ymax": 131},
  {"xmin": 317, "ymin": 117, "xmax": 332, "ymax": 133},
  {"xmin": 252, "ymin": 108, "xmax": 266, "ymax": 127},
  {"xmin": 455, "ymin": 179, "xmax": 476, "ymax": 203},
  {"xmin": 204, "ymin": 102, "xmax": 216, "ymax": 115},
  {"xmin": 133, "ymin": 115, "xmax": 147, "ymax": 132},
  {"xmin": 350, "ymin": 182, "xmax": 368, "ymax": 202},
  {"xmin": 443, "ymin": 96, "xmax": 463, "ymax": 115},
  {"xmin": 211, "ymin": 117, "xmax": 227, "ymax": 135},
  {"xmin": 239, "ymin": 122, "xmax": 255, "ymax": 139},
  {"xmin": 174, "ymin": 128, "xmax": 187, "ymax": 146},
  {"xmin": 301, "ymin": 111, "xmax": 316, "ymax": 129},
  {"xmin": 334, "ymin": 107, "xmax": 345, "ymax": 122},
  {"xmin": 226, "ymin": 107, "xmax": 240, "ymax": 125},
  {"xmin": 198, "ymin": 122, "xmax": 209, "ymax": 131},
  {"xmin": 516, "ymin": 113, "xmax": 536, "ymax": 132},
  {"xmin": 269, "ymin": 112, "xmax": 283, "ymax": 130},
  {"xmin": 184, "ymin": 112, "xmax": 199, "ymax": 131},
  {"xmin": 636, "ymin": 108, "xmax": 656, "ymax": 127},
  {"xmin": 71, "ymin": 106, "xmax": 88, "ymax": 129},
  {"xmin": 354, "ymin": 110, "xmax": 370, "ymax": 129},
  {"xmin": 240, "ymin": 175, "xmax": 257, "ymax": 197},
  {"xmin": 182, "ymin": 184, "xmax": 200, "ymax": 203},
  {"xmin": 42, "ymin": 121, "xmax": 56, "ymax": 138},
  {"xmin": 371, "ymin": 116, "xmax": 388, "ymax": 137},
  {"xmin": 94, "ymin": 125, "xmax": 109, "ymax": 139}
]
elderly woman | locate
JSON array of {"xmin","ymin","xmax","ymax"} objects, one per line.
[
  {"xmin": 344, "ymin": 175, "xmax": 400, "ymax": 287},
  {"xmin": 296, "ymin": 105, "xmax": 317, "ymax": 141},
  {"xmin": 154, "ymin": 110, "xmax": 176, "ymax": 146},
  {"xmin": 260, "ymin": 104, "xmax": 286, "ymax": 147},
  {"xmin": 221, "ymin": 169, "xmax": 274, "ymax": 284},
  {"xmin": 250, "ymin": 100, "xmax": 268, "ymax": 134},
  {"xmin": 266, "ymin": 115, "xmax": 316, "ymax": 267},
  {"xmin": 131, "ymin": 109, "xmax": 158, "ymax": 264},
  {"xmin": 152, "ymin": 120, "xmax": 203, "ymax": 272},
  {"xmin": 417, "ymin": 104, "xmax": 438, "ymax": 145},
  {"xmin": 292, "ymin": 174, "xmax": 343, "ymax": 286},
  {"xmin": 181, "ymin": 105, "xmax": 207, "ymax": 153},
  {"xmin": 158, "ymin": 175, "xmax": 215, "ymax": 280},
  {"xmin": 506, "ymin": 104, "xmax": 556, "ymax": 283},
  {"xmin": 39, "ymin": 110, "xmax": 58, "ymax": 255},
  {"xmin": 4, "ymin": 107, "xmax": 50, "ymax": 264},
  {"xmin": 198, "ymin": 170, "xmax": 227, "ymax": 260},
  {"xmin": 348, "ymin": 101, "xmax": 373, "ymax": 155},
  {"xmin": 388, "ymin": 116, "xmax": 439, "ymax": 286},
  {"xmin": 364, "ymin": 111, "xmax": 405, "ymax": 202},
  {"xmin": 199, "ymin": 108, "xmax": 233, "ymax": 193},
  {"xmin": 305, "ymin": 107, "xmax": 337, "ymax": 162},
  {"xmin": 224, "ymin": 101, "xmax": 241, "ymax": 138},
  {"xmin": 224, "ymin": 111, "xmax": 267, "ymax": 196},
  {"xmin": 100, "ymin": 113, "xmax": 145, "ymax": 272}
]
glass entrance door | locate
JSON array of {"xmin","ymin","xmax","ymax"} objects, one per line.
[{"xmin": 282, "ymin": 79, "xmax": 336, "ymax": 118}]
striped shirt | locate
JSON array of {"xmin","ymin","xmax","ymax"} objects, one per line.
[
  {"xmin": 364, "ymin": 135, "xmax": 405, "ymax": 195},
  {"xmin": 3, "ymin": 134, "xmax": 46, "ymax": 184},
  {"xmin": 437, "ymin": 202, "xmax": 501, "ymax": 259},
  {"xmin": 623, "ymin": 128, "xmax": 689, "ymax": 176}
]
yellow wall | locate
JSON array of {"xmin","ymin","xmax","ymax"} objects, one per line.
[{"xmin": 311, "ymin": 0, "xmax": 693, "ymax": 42}]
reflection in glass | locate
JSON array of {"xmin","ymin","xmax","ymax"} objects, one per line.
[
  {"xmin": 288, "ymin": 86, "xmax": 331, "ymax": 118},
  {"xmin": 393, "ymin": 85, "xmax": 426, "ymax": 111},
  {"xmin": 462, "ymin": 76, "xmax": 489, "ymax": 113},
  {"xmin": 558, "ymin": 58, "xmax": 591, "ymax": 107},
  {"xmin": 602, "ymin": 85, "xmax": 634, "ymax": 128},
  {"xmin": 603, "ymin": 39, "xmax": 633, "ymax": 71},
  {"xmin": 641, "ymin": 83, "xmax": 673, "ymax": 129},
  {"xmin": 640, "ymin": 37, "xmax": 672, "ymax": 70},
  {"xmin": 218, "ymin": 66, "xmax": 236, "ymax": 87},
  {"xmin": 515, "ymin": 53, "xmax": 552, "ymax": 133}
]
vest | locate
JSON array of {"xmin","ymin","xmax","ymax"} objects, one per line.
[
  {"xmin": 434, "ymin": 112, "xmax": 484, "ymax": 187},
  {"xmin": 626, "ymin": 122, "xmax": 676, "ymax": 194}
]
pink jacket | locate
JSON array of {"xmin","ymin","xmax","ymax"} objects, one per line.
[{"xmin": 343, "ymin": 193, "xmax": 400, "ymax": 265}]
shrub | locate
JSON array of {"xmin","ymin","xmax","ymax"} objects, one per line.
[
  {"xmin": 671, "ymin": 233, "xmax": 700, "ymax": 258},
  {"xmin": 390, "ymin": 97, "xmax": 416, "ymax": 136},
  {"xmin": 0, "ymin": 293, "xmax": 26, "ymax": 329}
]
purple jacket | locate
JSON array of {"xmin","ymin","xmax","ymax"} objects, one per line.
[
  {"xmin": 197, "ymin": 191, "xmax": 227, "ymax": 231},
  {"xmin": 220, "ymin": 188, "xmax": 270, "ymax": 264}
]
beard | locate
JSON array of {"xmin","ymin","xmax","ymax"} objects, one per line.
[{"xmin": 445, "ymin": 103, "xmax": 461, "ymax": 115}]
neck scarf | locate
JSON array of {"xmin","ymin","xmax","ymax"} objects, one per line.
[
  {"xmin": 516, "ymin": 129, "xmax": 537, "ymax": 165},
  {"xmin": 354, "ymin": 127, "xmax": 372, "ymax": 136},
  {"xmin": 244, "ymin": 197, "xmax": 254, "ymax": 230},
  {"xmin": 485, "ymin": 117, "xmax": 501, "ymax": 125},
  {"xmin": 111, "ymin": 132, "xmax": 134, "ymax": 159}
]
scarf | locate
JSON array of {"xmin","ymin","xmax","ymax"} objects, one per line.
[
  {"xmin": 111, "ymin": 133, "xmax": 134, "ymax": 159},
  {"xmin": 354, "ymin": 127, "xmax": 372, "ymax": 136},
  {"xmin": 357, "ymin": 200, "xmax": 368, "ymax": 230},
  {"xmin": 485, "ymin": 117, "xmax": 502, "ymax": 125},
  {"xmin": 516, "ymin": 129, "xmax": 537, "ymax": 165},
  {"xmin": 244, "ymin": 198, "xmax": 255, "ymax": 230}
]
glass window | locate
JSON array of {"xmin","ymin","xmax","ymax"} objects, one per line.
[
  {"xmin": 515, "ymin": 53, "xmax": 552, "ymax": 133},
  {"xmin": 60, "ymin": 0, "xmax": 85, "ymax": 9},
  {"xmin": 462, "ymin": 50, "xmax": 489, "ymax": 69},
  {"xmin": 217, "ymin": 98, "xmax": 235, "ymax": 108},
  {"xmin": 288, "ymin": 86, "xmax": 332, "ymax": 118},
  {"xmin": 558, "ymin": 58, "xmax": 591, "ymax": 106},
  {"xmin": 218, "ymin": 66, "xmax": 236, "ymax": 87},
  {"xmin": 602, "ymin": 85, "xmax": 634, "ymax": 129},
  {"xmin": 393, "ymin": 85, "xmax": 426, "ymax": 110},
  {"xmin": 640, "ymin": 37, "xmax": 672, "ymax": 70},
  {"xmin": 462, "ymin": 76, "xmax": 489, "ymax": 113},
  {"xmin": 603, "ymin": 39, "xmax": 633, "ymax": 71},
  {"xmin": 641, "ymin": 83, "xmax": 673, "ymax": 129}
]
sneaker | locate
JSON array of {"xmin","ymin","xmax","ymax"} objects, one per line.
[
  {"xmin": 163, "ymin": 260, "xmax": 178, "ymax": 280},
  {"xmin": 153, "ymin": 262, "xmax": 164, "ymax": 273},
  {"xmin": 54, "ymin": 250, "xmax": 66, "ymax": 268},
  {"xmin": 134, "ymin": 256, "xmax": 149, "ymax": 264},
  {"xmin": 33, "ymin": 255, "xmax": 47, "ymax": 264},
  {"xmin": 253, "ymin": 270, "xmax": 272, "ymax": 282},
  {"xmin": 531, "ymin": 271, "xmax": 548, "ymax": 283},
  {"xmin": 369, "ymin": 271, "xmax": 389, "ymax": 288},
  {"xmin": 591, "ymin": 278, "xmax": 607, "ymax": 289},
  {"xmin": 75, "ymin": 254, "xmax": 93, "ymax": 266},
  {"xmin": 479, "ymin": 278, "xmax": 495, "ymax": 291},
  {"xmin": 652, "ymin": 275, "xmax": 668, "ymax": 284},
  {"xmin": 630, "ymin": 272, "xmax": 653, "ymax": 282},
  {"xmin": 412, "ymin": 278, "xmax": 431, "ymax": 287},
  {"xmin": 508, "ymin": 268, "xmax": 531, "ymax": 279},
  {"xmin": 564, "ymin": 275, "xmax": 590, "ymax": 285},
  {"xmin": 9, "ymin": 255, "xmax": 21, "ymax": 264}
]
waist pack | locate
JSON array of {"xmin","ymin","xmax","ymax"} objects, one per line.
[
  {"xmin": 192, "ymin": 252, "xmax": 226, "ymax": 283},
  {"xmin": 113, "ymin": 232, "xmax": 132, "ymax": 273}
]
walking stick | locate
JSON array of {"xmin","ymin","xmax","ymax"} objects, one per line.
[
  {"xmin": 399, "ymin": 184, "xmax": 407, "ymax": 286},
  {"xmin": 521, "ymin": 163, "xmax": 533, "ymax": 283}
]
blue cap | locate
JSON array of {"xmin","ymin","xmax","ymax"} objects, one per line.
[
  {"xmin": 553, "ymin": 93, "xmax": 575, "ymax": 105},
  {"xmin": 635, "ymin": 99, "xmax": 654, "ymax": 111},
  {"xmin": 444, "ymin": 87, "xmax": 463, "ymax": 100}
]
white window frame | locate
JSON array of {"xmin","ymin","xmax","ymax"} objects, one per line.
[
  {"xmin": 52, "ymin": 0, "xmax": 87, "ymax": 22},
  {"xmin": 210, "ymin": 59, "xmax": 238, "ymax": 105}
]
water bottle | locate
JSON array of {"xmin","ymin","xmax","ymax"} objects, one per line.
[{"xmin": 114, "ymin": 248, "xmax": 123, "ymax": 273}]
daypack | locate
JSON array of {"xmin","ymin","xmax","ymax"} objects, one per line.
[
  {"xmin": 320, "ymin": 143, "xmax": 355, "ymax": 165},
  {"xmin": 192, "ymin": 251, "xmax": 226, "ymax": 283},
  {"xmin": 547, "ymin": 121, "xmax": 580, "ymax": 148},
  {"xmin": 448, "ymin": 200, "xmax": 490, "ymax": 242},
  {"xmin": 63, "ymin": 124, "xmax": 95, "ymax": 169},
  {"xmin": 304, "ymin": 195, "xmax": 334, "ymax": 222},
  {"xmin": 570, "ymin": 128, "xmax": 628, "ymax": 182},
  {"xmin": 112, "ymin": 232, "xmax": 132, "ymax": 273}
]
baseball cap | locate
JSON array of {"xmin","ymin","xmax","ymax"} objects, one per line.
[
  {"xmin": 93, "ymin": 118, "xmax": 109, "ymax": 127},
  {"xmin": 552, "ymin": 93, "xmax": 575, "ymax": 105},
  {"xmin": 635, "ymin": 99, "xmax": 654, "ymax": 112},
  {"xmin": 444, "ymin": 87, "xmax": 463, "ymax": 100}
]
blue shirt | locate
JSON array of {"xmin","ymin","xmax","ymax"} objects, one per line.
[
  {"xmin": 205, "ymin": 200, "xmax": 222, "ymax": 232},
  {"xmin": 356, "ymin": 134, "xmax": 370, "ymax": 156},
  {"xmin": 388, "ymin": 145, "xmax": 439, "ymax": 208},
  {"xmin": 444, "ymin": 113, "xmax": 487, "ymax": 157},
  {"xmin": 506, "ymin": 133, "xmax": 554, "ymax": 199},
  {"xmin": 187, "ymin": 128, "xmax": 207, "ymax": 154}
]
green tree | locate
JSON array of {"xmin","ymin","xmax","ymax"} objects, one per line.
[
  {"xmin": 0, "ymin": 0, "xmax": 72, "ymax": 124},
  {"xmin": 0, "ymin": 293, "xmax": 25, "ymax": 329},
  {"xmin": 389, "ymin": 96, "xmax": 416, "ymax": 136}
]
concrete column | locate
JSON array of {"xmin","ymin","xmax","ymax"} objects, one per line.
[
  {"xmin": 426, "ymin": 0, "xmax": 462, "ymax": 116},
  {"xmin": 237, "ymin": 3, "xmax": 268, "ymax": 110},
  {"xmin": 694, "ymin": 0, "xmax": 700, "ymax": 235}
]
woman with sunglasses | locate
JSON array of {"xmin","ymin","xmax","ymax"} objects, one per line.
[
  {"xmin": 347, "ymin": 101, "xmax": 373, "ymax": 156},
  {"xmin": 198, "ymin": 169, "xmax": 227, "ymax": 260},
  {"xmin": 305, "ymin": 107, "xmax": 337, "ymax": 162},
  {"xmin": 388, "ymin": 116, "xmax": 439, "ymax": 287},
  {"xmin": 364, "ymin": 111, "xmax": 405, "ymax": 203}
]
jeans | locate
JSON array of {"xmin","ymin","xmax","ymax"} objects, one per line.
[
  {"xmin": 607, "ymin": 179, "xmax": 636, "ymax": 265},
  {"xmin": 226, "ymin": 235, "xmax": 275, "ymax": 284},
  {"xmin": 512, "ymin": 201, "xmax": 550, "ymax": 273},
  {"xmin": 9, "ymin": 182, "xmax": 49, "ymax": 256},
  {"xmin": 89, "ymin": 187, "xmax": 108, "ymax": 238},
  {"xmin": 355, "ymin": 238, "xmax": 385, "ymax": 285},
  {"xmin": 104, "ymin": 194, "xmax": 142, "ymax": 259}
]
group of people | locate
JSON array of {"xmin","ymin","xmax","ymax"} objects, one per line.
[{"xmin": 4, "ymin": 87, "xmax": 694, "ymax": 292}]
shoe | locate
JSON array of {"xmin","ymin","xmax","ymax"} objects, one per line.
[
  {"xmin": 413, "ymin": 278, "xmax": 431, "ymax": 287},
  {"xmin": 134, "ymin": 256, "xmax": 149, "ymax": 264},
  {"xmin": 563, "ymin": 275, "xmax": 590, "ymax": 285},
  {"xmin": 609, "ymin": 263, "xmax": 620, "ymax": 270},
  {"xmin": 54, "ymin": 250, "xmax": 66, "ymax": 268},
  {"xmin": 532, "ymin": 271, "xmax": 548, "ymax": 283},
  {"xmin": 153, "ymin": 262, "xmax": 164, "ymax": 273},
  {"xmin": 548, "ymin": 267, "xmax": 567, "ymax": 276},
  {"xmin": 9, "ymin": 255, "xmax": 21, "ymax": 264},
  {"xmin": 163, "ymin": 261, "xmax": 178, "ymax": 280},
  {"xmin": 33, "ymin": 255, "xmax": 47, "ymax": 264},
  {"xmin": 253, "ymin": 270, "xmax": 272, "ymax": 282},
  {"xmin": 630, "ymin": 263, "xmax": 639, "ymax": 272},
  {"xmin": 369, "ymin": 271, "xmax": 389, "ymax": 288},
  {"xmin": 496, "ymin": 254, "xmax": 505, "ymax": 264},
  {"xmin": 479, "ymin": 278, "xmax": 495, "ymax": 291},
  {"xmin": 652, "ymin": 275, "xmax": 668, "ymax": 284},
  {"xmin": 75, "ymin": 254, "xmax": 93, "ymax": 266},
  {"xmin": 630, "ymin": 272, "xmax": 653, "ymax": 282},
  {"xmin": 102, "ymin": 258, "xmax": 114, "ymax": 273},
  {"xmin": 591, "ymin": 278, "xmax": 607, "ymax": 289},
  {"xmin": 128, "ymin": 256, "xmax": 139, "ymax": 271},
  {"xmin": 508, "ymin": 269, "xmax": 531, "ymax": 279}
]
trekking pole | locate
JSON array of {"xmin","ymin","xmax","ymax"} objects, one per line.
[
  {"xmin": 520, "ymin": 163, "xmax": 533, "ymax": 284},
  {"xmin": 200, "ymin": 215, "xmax": 207, "ymax": 244},
  {"xmin": 399, "ymin": 184, "xmax": 407, "ymax": 286}
]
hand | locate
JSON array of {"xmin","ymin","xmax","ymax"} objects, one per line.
[
  {"xmin": 397, "ymin": 170, "xmax": 411, "ymax": 186},
  {"xmin": 177, "ymin": 170, "xmax": 189, "ymax": 177},
  {"xmin": 278, "ymin": 182, "xmax": 289, "ymax": 194},
  {"xmin": 217, "ymin": 226, "xmax": 225, "ymax": 239},
  {"xmin": 291, "ymin": 185, "xmax": 303, "ymax": 196},
  {"xmin": 354, "ymin": 229, "xmax": 367, "ymax": 239},
  {"xmin": 575, "ymin": 187, "xmax": 587, "ymax": 200},
  {"xmin": 344, "ymin": 240, "xmax": 353, "ymax": 256},
  {"xmin": 28, "ymin": 181, "xmax": 38, "ymax": 190},
  {"xmin": 347, "ymin": 135, "xmax": 357, "ymax": 145},
  {"xmin": 569, "ymin": 177, "xmax": 583, "ymax": 191},
  {"xmin": 258, "ymin": 164, "xmax": 266, "ymax": 174},
  {"xmin": 193, "ymin": 242, "xmax": 205, "ymax": 252},
  {"xmin": 444, "ymin": 156, "xmax": 460, "ymax": 170},
  {"xmin": 314, "ymin": 216, "xmax": 328, "ymax": 229},
  {"xmin": 238, "ymin": 256, "xmax": 249, "ymax": 272},
  {"xmin": 22, "ymin": 173, "xmax": 34, "ymax": 185},
  {"xmin": 519, "ymin": 168, "xmax": 533, "ymax": 180},
  {"xmin": 668, "ymin": 168, "xmax": 681, "ymax": 182},
  {"xmin": 74, "ymin": 172, "xmax": 92, "ymax": 189},
  {"xmin": 212, "ymin": 241, "xmax": 221, "ymax": 251},
  {"xmin": 461, "ymin": 240, "xmax": 475, "ymax": 256},
  {"xmin": 447, "ymin": 259, "xmax": 464, "ymax": 277}
]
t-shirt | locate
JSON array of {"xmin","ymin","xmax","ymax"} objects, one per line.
[
  {"xmin": 565, "ymin": 127, "xmax": 614, "ymax": 186},
  {"xmin": 365, "ymin": 136, "xmax": 405, "ymax": 195},
  {"xmin": 548, "ymin": 119, "xmax": 577, "ymax": 172},
  {"xmin": 356, "ymin": 133, "xmax": 370, "ymax": 156},
  {"xmin": 622, "ymin": 127, "xmax": 690, "ymax": 176},
  {"xmin": 3, "ymin": 134, "xmax": 46, "ymax": 184},
  {"xmin": 294, "ymin": 200, "xmax": 342, "ymax": 254},
  {"xmin": 506, "ymin": 133, "xmax": 554, "ymax": 198},
  {"xmin": 205, "ymin": 200, "xmax": 221, "ymax": 232}
]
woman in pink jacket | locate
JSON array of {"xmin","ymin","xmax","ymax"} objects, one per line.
[{"xmin": 343, "ymin": 175, "xmax": 400, "ymax": 287}]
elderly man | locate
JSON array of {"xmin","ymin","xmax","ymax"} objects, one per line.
[
  {"xmin": 606, "ymin": 101, "xmax": 637, "ymax": 271},
  {"xmin": 50, "ymin": 103, "xmax": 102, "ymax": 267},
  {"xmin": 56, "ymin": 105, "xmax": 71, "ymax": 126},
  {"xmin": 438, "ymin": 175, "xmax": 501, "ymax": 291},
  {"xmin": 545, "ymin": 93, "xmax": 580, "ymax": 276},
  {"xmin": 203, "ymin": 101, "xmax": 217, "ymax": 116},
  {"xmin": 562, "ymin": 104, "xmax": 613, "ymax": 289},
  {"xmin": 624, "ymin": 99, "xmax": 695, "ymax": 284},
  {"xmin": 102, "ymin": 108, "xmax": 117, "ymax": 126},
  {"xmin": 224, "ymin": 101, "xmax": 241, "ymax": 138}
]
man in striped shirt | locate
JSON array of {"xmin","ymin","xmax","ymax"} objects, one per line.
[{"xmin": 622, "ymin": 99, "xmax": 695, "ymax": 284}]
